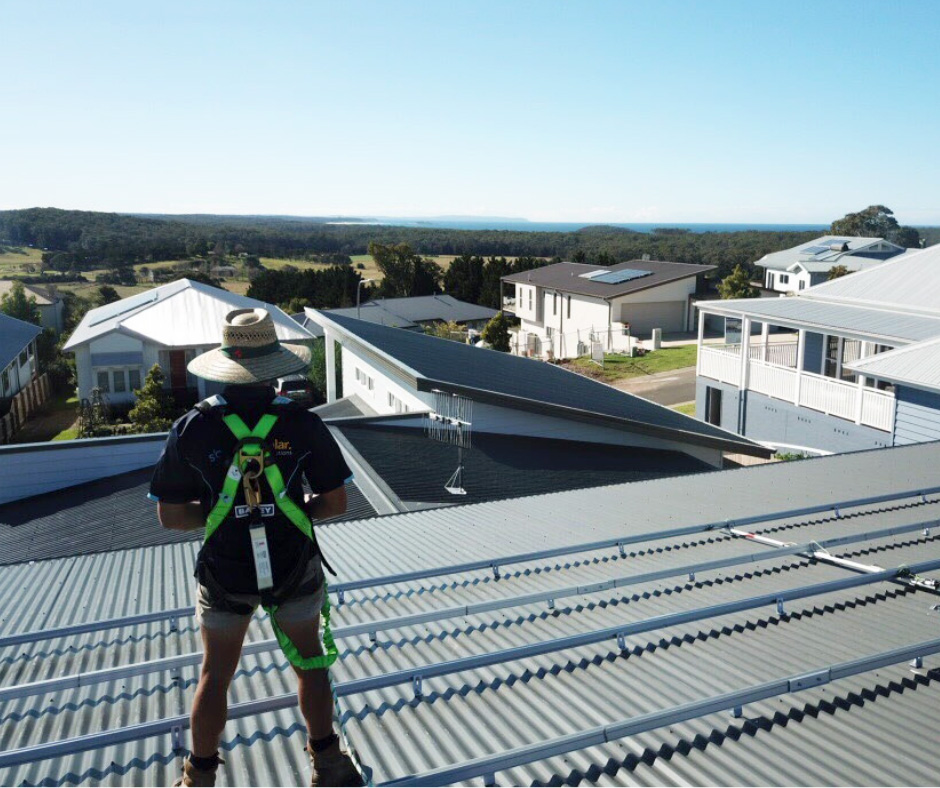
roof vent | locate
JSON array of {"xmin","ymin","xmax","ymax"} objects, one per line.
[{"xmin": 830, "ymin": 242, "xmax": 849, "ymax": 252}]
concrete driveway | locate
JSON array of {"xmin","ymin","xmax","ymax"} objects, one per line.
[{"xmin": 609, "ymin": 366, "xmax": 697, "ymax": 406}]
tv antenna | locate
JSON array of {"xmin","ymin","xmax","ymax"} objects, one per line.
[{"xmin": 426, "ymin": 390, "xmax": 472, "ymax": 495}]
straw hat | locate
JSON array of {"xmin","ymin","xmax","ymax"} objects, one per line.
[{"xmin": 187, "ymin": 308, "xmax": 312, "ymax": 384}]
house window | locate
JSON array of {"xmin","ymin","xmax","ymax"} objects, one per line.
[
  {"xmin": 96, "ymin": 371, "xmax": 110, "ymax": 392},
  {"xmin": 799, "ymin": 281, "xmax": 805, "ymax": 290},
  {"xmin": 705, "ymin": 387, "xmax": 722, "ymax": 426},
  {"xmin": 113, "ymin": 370, "xmax": 127, "ymax": 393},
  {"xmin": 567, "ymin": 295, "xmax": 571, "ymax": 319},
  {"xmin": 18, "ymin": 350, "xmax": 28, "ymax": 367},
  {"xmin": 128, "ymin": 368, "xmax": 142, "ymax": 391},
  {"xmin": 553, "ymin": 293, "xmax": 558, "ymax": 315},
  {"xmin": 779, "ymin": 274, "xmax": 789, "ymax": 285},
  {"xmin": 528, "ymin": 289, "xmax": 532, "ymax": 310}
]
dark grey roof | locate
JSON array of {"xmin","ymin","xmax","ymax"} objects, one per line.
[
  {"xmin": 328, "ymin": 295, "xmax": 498, "ymax": 327},
  {"xmin": 502, "ymin": 259, "xmax": 714, "ymax": 300},
  {"xmin": 321, "ymin": 311, "xmax": 768, "ymax": 456},
  {"xmin": 0, "ymin": 312, "xmax": 41, "ymax": 371},
  {"xmin": 0, "ymin": 467, "xmax": 378, "ymax": 566},
  {"xmin": 291, "ymin": 311, "xmax": 324, "ymax": 338},
  {"xmin": 336, "ymin": 423, "xmax": 712, "ymax": 505}
]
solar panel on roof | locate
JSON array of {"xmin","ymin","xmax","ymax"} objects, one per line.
[
  {"xmin": 800, "ymin": 245, "xmax": 830, "ymax": 255},
  {"xmin": 590, "ymin": 268, "xmax": 653, "ymax": 285}
]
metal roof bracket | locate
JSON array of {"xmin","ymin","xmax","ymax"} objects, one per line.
[
  {"xmin": 492, "ymin": 564, "xmax": 500, "ymax": 580},
  {"xmin": 910, "ymin": 656, "xmax": 924, "ymax": 670},
  {"xmin": 168, "ymin": 615, "xmax": 178, "ymax": 633},
  {"xmin": 688, "ymin": 572, "xmax": 696, "ymax": 582},
  {"xmin": 337, "ymin": 589, "xmax": 345, "ymax": 606},
  {"xmin": 412, "ymin": 675, "xmax": 423, "ymax": 698},
  {"xmin": 617, "ymin": 632, "xmax": 627, "ymax": 652},
  {"xmin": 618, "ymin": 542, "xmax": 626, "ymax": 558},
  {"xmin": 833, "ymin": 506, "xmax": 842, "ymax": 518},
  {"xmin": 369, "ymin": 631, "xmax": 377, "ymax": 644},
  {"xmin": 732, "ymin": 705, "xmax": 743, "ymax": 719},
  {"xmin": 788, "ymin": 668, "xmax": 830, "ymax": 692},
  {"xmin": 483, "ymin": 772, "xmax": 497, "ymax": 787},
  {"xmin": 171, "ymin": 725, "xmax": 183, "ymax": 752},
  {"xmin": 547, "ymin": 598, "xmax": 555, "ymax": 610},
  {"xmin": 776, "ymin": 597, "xmax": 786, "ymax": 616}
]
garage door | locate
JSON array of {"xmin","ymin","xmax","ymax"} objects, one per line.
[{"xmin": 619, "ymin": 301, "xmax": 686, "ymax": 333}]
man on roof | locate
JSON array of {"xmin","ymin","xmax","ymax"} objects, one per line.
[{"xmin": 149, "ymin": 308, "xmax": 362, "ymax": 788}]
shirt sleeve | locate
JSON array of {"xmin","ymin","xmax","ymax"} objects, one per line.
[
  {"xmin": 149, "ymin": 422, "xmax": 204, "ymax": 504},
  {"xmin": 301, "ymin": 414, "xmax": 353, "ymax": 494}
]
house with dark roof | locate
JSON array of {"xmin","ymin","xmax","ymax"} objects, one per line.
[
  {"xmin": 0, "ymin": 280, "xmax": 65, "ymax": 334},
  {"xmin": 296, "ymin": 294, "xmax": 498, "ymax": 339},
  {"xmin": 695, "ymin": 244, "xmax": 940, "ymax": 454},
  {"xmin": 313, "ymin": 309, "xmax": 770, "ymax": 468},
  {"xmin": 502, "ymin": 259, "xmax": 714, "ymax": 360},
  {"xmin": 0, "ymin": 312, "xmax": 41, "ymax": 401},
  {"xmin": 755, "ymin": 235, "xmax": 909, "ymax": 293}
]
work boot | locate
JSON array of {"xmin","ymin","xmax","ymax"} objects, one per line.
[
  {"xmin": 308, "ymin": 736, "xmax": 363, "ymax": 787},
  {"xmin": 172, "ymin": 755, "xmax": 222, "ymax": 787}
]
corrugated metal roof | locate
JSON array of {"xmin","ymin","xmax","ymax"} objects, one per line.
[
  {"xmin": 63, "ymin": 279, "xmax": 312, "ymax": 350},
  {"xmin": 323, "ymin": 296, "xmax": 498, "ymax": 328},
  {"xmin": 317, "ymin": 311, "xmax": 766, "ymax": 455},
  {"xmin": 756, "ymin": 236, "xmax": 901, "ymax": 271},
  {"xmin": 0, "ymin": 312, "xmax": 41, "ymax": 371},
  {"xmin": 846, "ymin": 335, "xmax": 940, "ymax": 391},
  {"xmin": 502, "ymin": 260, "xmax": 713, "ymax": 300},
  {"xmin": 698, "ymin": 295, "xmax": 940, "ymax": 343},
  {"xmin": 801, "ymin": 243, "xmax": 940, "ymax": 317},
  {"xmin": 2, "ymin": 443, "xmax": 940, "ymax": 785}
]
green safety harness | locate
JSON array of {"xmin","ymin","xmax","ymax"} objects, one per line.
[{"xmin": 203, "ymin": 409, "xmax": 337, "ymax": 670}]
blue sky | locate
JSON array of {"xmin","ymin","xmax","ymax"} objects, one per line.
[{"xmin": 2, "ymin": 0, "xmax": 938, "ymax": 224}]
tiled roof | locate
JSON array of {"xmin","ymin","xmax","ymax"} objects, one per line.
[
  {"xmin": 502, "ymin": 260, "xmax": 714, "ymax": 300},
  {"xmin": 0, "ymin": 312, "xmax": 41, "ymax": 371},
  {"xmin": 2, "ymin": 441, "xmax": 940, "ymax": 785},
  {"xmin": 318, "ymin": 311, "xmax": 768, "ymax": 456}
]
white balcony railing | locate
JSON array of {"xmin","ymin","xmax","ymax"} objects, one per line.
[{"xmin": 699, "ymin": 345, "xmax": 895, "ymax": 432}]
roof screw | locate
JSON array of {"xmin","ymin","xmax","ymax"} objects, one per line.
[
  {"xmin": 412, "ymin": 675, "xmax": 423, "ymax": 698},
  {"xmin": 732, "ymin": 705, "xmax": 743, "ymax": 719},
  {"xmin": 776, "ymin": 598, "xmax": 786, "ymax": 616},
  {"xmin": 911, "ymin": 656, "xmax": 924, "ymax": 670}
]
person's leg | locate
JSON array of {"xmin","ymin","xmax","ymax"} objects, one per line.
[
  {"xmin": 191, "ymin": 618, "xmax": 252, "ymax": 757},
  {"xmin": 272, "ymin": 612, "xmax": 333, "ymax": 739}
]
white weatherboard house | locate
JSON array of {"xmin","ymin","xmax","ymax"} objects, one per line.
[
  {"xmin": 63, "ymin": 279, "xmax": 313, "ymax": 404},
  {"xmin": 501, "ymin": 260, "xmax": 713, "ymax": 360},
  {"xmin": 695, "ymin": 243, "xmax": 940, "ymax": 455},
  {"xmin": 0, "ymin": 281, "xmax": 65, "ymax": 334},
  {"xmin": 308, "ymin": 308, "xmax": 770, "ymax": 468},
  {"xmin": 756, "ymin": 235, "xmax": 908, "ymax": 294}
]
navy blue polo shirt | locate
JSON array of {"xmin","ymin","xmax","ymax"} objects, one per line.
[{"xmin": 149, "ymin": 385, "xmax": 351, "ymax": 594}]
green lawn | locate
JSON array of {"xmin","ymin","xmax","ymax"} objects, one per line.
[
  {"xmin": 566, "ymin": 344, "xmax": 698, "ymax": 383},
  {"xmin": 0, "ymin": 246, "xmax": 45, "ymax": 276},
  {"xmin": 671, "ymin": 401, "xmax": 696, "ymax": 416}
]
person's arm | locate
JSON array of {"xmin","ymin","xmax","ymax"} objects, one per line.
[
  {"xmin": 157, "ymin": 501, "xmax": 207, "ymax": 531},
  {"xmin": 304, "ymin": 485, "xmax": 347, "ymax": 522}
]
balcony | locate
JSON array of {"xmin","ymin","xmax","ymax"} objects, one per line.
[{"xmin": 699, "ymin": 344, "xmax": 895, "ymax": 432}]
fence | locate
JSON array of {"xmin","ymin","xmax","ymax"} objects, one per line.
[
  {"xmin": 511, "ymin": 325, "xmax": 635, "ymax": 360},
  {"xmin": 0, "ymin": 373, "xmax": 52, "ymax": 445}
]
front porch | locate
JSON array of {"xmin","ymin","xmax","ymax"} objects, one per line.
[{"xmin": 696, "ymin": 320, "xmax": 896, "ymax": 433}]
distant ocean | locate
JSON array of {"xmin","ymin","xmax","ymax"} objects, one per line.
[{"xmin": 328, "ymin": 219, "xmax": 828, "ymax": 234}]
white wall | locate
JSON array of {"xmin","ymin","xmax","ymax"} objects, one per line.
[
  {"xmin": 0, "ymin": 434, "xmax": 166, "ymax": 504},
  {"xmin": 513, "ymin": 283, "xmax": 542, "ymax": 324},
  {"xmin": 768, "ymin": 269, "xmax": 809, "ymax": 294},
  {"xmin": 89, "ymin": 333, "xmax": 144, "ymax": 354},
  {"xmin": 341, "ymin": 345, "xmax": 430, "ymax": 415}
]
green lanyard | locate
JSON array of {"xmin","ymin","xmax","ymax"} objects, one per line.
[{"xmin": 204, "ymin": 410, "xmax": 337, "ymax": 670}]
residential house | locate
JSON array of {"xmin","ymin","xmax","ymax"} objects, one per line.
[
  {"xmin": 63, "ymin": 278, "xmax": 313, "ymax": 405},
  {"xmin": 297, "ymin": 295, "xmax": 498, "ymax": 338},
  {"xmin": 755, "ymin": 235, "xmax": 908, "ymax": 293},
  {"xmin": 308, "ymin": 309, "xmax": 770, "ymax": 468},
  {"xmin": 695, "ymin": 243, "xmax": 940, "ymax": 454},
  {"xmin": 3, "ymin": 431, "xmax": 940, "ymax": 785},
  {"xmin": 0, "ymin": 312, "xmax": 41, "ymax": 401},
  {"xmin": 0, "ymin": 280, "xmax": 65, "ymax": 334},
  {"xmin": 502, "ymin": 260, "xmax": 713, "ymax": 359}
]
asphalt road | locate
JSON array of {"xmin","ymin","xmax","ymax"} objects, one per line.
[{"xmin": 610, "ymin": 366, "xmax": 697, "ymax": 406}]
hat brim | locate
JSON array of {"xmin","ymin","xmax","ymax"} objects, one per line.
[{"xmin": 187, "ymin": 342, "xmax": 312, "ymax": 384}]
